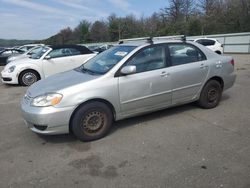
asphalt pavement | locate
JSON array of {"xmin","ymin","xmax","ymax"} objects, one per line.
[{"xmin": 0, "ymin": 54, "xmax": 250, "ymax": 188}]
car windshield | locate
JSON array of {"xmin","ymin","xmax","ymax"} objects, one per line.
[
  {"xmin": 27, "ymin": 46, "xmax": 43, "ymax": 55},
  {"xmin": 30, "ymin": 47, "xmax": 50, "ymax": 59},
  {"xmin": 79, "ymin": 45, "xmax": 137, "ymax": 75}
]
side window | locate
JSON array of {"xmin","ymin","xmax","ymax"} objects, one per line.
[
  {"xmin": 69, "ymin": 48, "xmax": 81, "ymax": 55},
  {"xmin": 168, "ymin": 44, "xmax": 206, "ymax": 66},
  {"xmin": 125, "ymin": 45, "xmax": 166, "ymax": 73},
  {"xmin": 196, "ymin": 39, "xmax": 215, "ymax": 46},
  {"xmin": 48, "ymin": 48, "xmax": 71, "ymax": 58}
]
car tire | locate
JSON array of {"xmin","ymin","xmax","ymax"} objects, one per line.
[
  {"xmin": 198, "ymin": 80, "xmax": 222, "ymax": 109},
  {"xmin": 71, "ymin": 101, "xmax": 113, "ymax": 141},
  {"xmin": 19, "ymin": 70, "xmax": 39, "ymax": 86}
]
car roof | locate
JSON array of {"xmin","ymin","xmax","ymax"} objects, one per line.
[{"xmin": 119, "ymin": 39, "xmax": 191, "ymax": 47}]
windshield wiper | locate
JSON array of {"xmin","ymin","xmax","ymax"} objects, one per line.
[{"xmin": 81, "ymin": 66, "xmax": 101, "ymax": 75}]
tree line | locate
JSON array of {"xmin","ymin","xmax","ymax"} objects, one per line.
[{"xmin": 41, "ymin": 0, "xmax": 250, "ymax": 45}]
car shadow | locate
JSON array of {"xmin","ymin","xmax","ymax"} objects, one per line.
[
  {"xmin": 110, "ymin": 103, "xmax": 196, "ymax": 135},
  {"xmin": 36, "ymin": 94, "xmax": 231, "ymax": 143},
  {"xmin": 221, "ymin": 93, "xmax": 230, "ymax": 102},
  {"xmin": 111, "ymin": 93, "xmax": 231, "ymax": 135},
  {"xmin": 1, "ymin": 83, "xmax": 22, "ymax": 88},
  {"xmin": 37, "ymin": 134, "xmax": 77, "ymax": 143}
]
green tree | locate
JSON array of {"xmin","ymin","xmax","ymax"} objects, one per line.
[
  {"xmin": 90, "ymin": 21, "xmax": 109, "ymax": 42},
  {"xmin": 73, "ymin": 20, "xmax": 91, "ymax": 43}
]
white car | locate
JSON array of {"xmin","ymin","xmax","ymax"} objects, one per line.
[
  {"xmin": 1, "ymin": 45, "xmax": 96, "ymax": 86},
  {"xmin": 7, "ymin": 45, "xmax": 44, "ymax": 64},
  {"xmin": 194, "ymin": 38, "xmax": 223, "ymax": 54},
  {"xmin": 16, "ymin": 44, "xmax": 44, "ymax": 52}
]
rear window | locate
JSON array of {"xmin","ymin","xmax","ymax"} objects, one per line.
[
  {"xmin": 196, "ymin": 39, "xmax": 215, "ymax": 46},
  {"xmin": 168, "ymin": 44, "xmax": 206, "ymax": 66}
]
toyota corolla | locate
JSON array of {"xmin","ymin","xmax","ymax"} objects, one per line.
[{"xmin": 21, "ymin": 37, "xmax": 236, "ymax": 141}]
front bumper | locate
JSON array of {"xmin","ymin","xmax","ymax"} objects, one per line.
[
  {"xmin": 20, "ymin": 96, "xmax": 75, "ymax": 135},
  {"xmin": 1, "ymin": 69, "xmax": 19, "ymax": 84}
]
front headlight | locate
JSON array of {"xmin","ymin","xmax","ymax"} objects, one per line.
[
  {"xmin": 31, "ymin": 93, "xmax": 63, "ymax": 107},
  {"xmin": 8, "ymin": 65, "xmax": 16, "ymax": 73}
]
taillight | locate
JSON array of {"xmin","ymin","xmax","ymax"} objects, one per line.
[{"xmin": 230, "ymin": 59, "xmax": 235, "ymax": 67}]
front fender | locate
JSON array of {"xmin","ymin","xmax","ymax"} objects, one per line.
[{"xmin": 17, "ymin": 64, "xmax": 44, "ymax": 79}]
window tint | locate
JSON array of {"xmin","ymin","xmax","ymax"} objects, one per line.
[
  {"xmin": 125, "ymin": 45, "xmax": 166, "ymax": 73},
  {"xmin": 196, "ymin": 39, "xmax": 215, "ymax": 46},
  {"xmin": 27, "ymin": 47, "xmax": 43, "ymax": 55},
  {"xmin": 30, "ymin": 47, "xmax": 50, "ymax": 59},
  {"xmin": 69, "ymin": 48, "xmax": 81, "ymax": 55},
  {"xmin": 168, "ymin": 44, "xmax": 206, "ymax": 66},
  {"xmin": 48, "ymin": 48, "xmax": 72, "ymax": 58},
  {"xmin": 19, "ymin": 46, "xmax": 28, "ymax": 51}
]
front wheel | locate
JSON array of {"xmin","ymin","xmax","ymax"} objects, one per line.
[
  {"xmin": 71, "ymin": 102, "xmax": 113, "ymax": 141},
  {"xmin": 198, "ymin": 80, "xmax": 222, "ymax": 109},
  {"xmin": 19, "ymin": 70, "xmax": 39, "ymax": 86}
]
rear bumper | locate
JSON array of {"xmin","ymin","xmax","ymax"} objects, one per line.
[{"xmin": 224, "ymin": 73, "xmax": 236, "ymax": 91}]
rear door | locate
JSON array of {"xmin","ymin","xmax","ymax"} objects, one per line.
[
  {"xmin": 118, "ymin": 44, "xmax": 172, "ymax": 116},
  {"xmin": 167, "ymin": 43, "xmax": 209, "ymax": 104}
]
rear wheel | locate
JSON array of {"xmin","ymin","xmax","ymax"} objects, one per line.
[
  {"xmin": 19, "ymin": 70, "xmax": 39, "ymax": 86},
  {"xmin": 198, "ymin": 80, "xmax": 222, "ymax": 109},
  {"xmin": 71, "ymin": 102, "xmax": 113, "ymax": 141}
]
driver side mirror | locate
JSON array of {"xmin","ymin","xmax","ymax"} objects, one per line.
[
  {"xmin": 44, "ymin": 55, "xmax": 51, "ymax": 60},
  {"xmin": 120, "ymin": 65, "xmax": 136, "ymax": 75}
]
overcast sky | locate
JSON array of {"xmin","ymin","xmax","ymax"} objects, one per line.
[{"xmin": 0, "ymin": 0, "xmax": 167, "ymax": 40}]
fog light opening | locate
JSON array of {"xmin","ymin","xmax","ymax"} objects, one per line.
[{"xmin": 34, "ymin": 125, "xmax": 48, "ymax": 131}]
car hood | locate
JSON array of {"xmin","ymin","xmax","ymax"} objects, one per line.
[
  {"xmin": 5, "ymin": 57, "xmax": 38, "ymax": 68},
  {"xmin": 27, "ymin": 69, "xmax": 100, "ymax": 97}
]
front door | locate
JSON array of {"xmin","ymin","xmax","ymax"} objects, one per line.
[
  {"xmin": 118, "ymin": 44, "xmax": 172, "ymax": 116},
  {"xmin": 43, "ymin": 48, "xmax": 79, "ymax": 77}
]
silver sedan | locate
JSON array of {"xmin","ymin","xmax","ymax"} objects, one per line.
[{"xmin": 21, "ymin": 39, "xmax": 236, "ymax": 141}]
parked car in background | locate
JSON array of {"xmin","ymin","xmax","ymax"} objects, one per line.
[
  {"xmin": 0, "ymin": 47, "xmax": 5, "ymax": 52},
  {"xmin": 86, "ymin": 44, "xmax": 113, "ymax": 53},
  {"xmin": 0, "ymin": 48, "xmax": 25, "ymax": 66},
  {"xmin": 7, "ymin": 45, "xmax": 45, "ymax": 64},
  {"xmin": 1, "ymin": 45, "xmax": 96, "ymax": 86},
  {"xmin": 16, "ymin": 44, "xmax": 44, "ymax": 53},
  {"xmin": 20, "ymin": 37, "xmax": 236, "ymax": 141},
  {"xmin": 194, "ymin": 38, "xmax": 223, "ymax": 54}
]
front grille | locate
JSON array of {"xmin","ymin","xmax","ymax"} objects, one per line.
[
  {"xmin": 24, "ymin": 94, "xmax": 31, "ymax": 105},
  {"xmin": 2, "ymin": 77, "xmax": 12, "ymax": 81}
]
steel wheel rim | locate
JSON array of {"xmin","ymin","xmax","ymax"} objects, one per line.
[
  {"xmin": 82, "ymin": 111, "xmax": 106, "ymax": 134},
  {"xmin": 22, "ymin": 72, "xmax": 37, "ymax": 86},
  {"xmin": 207, "ymin": 88, "xmax": 218, "ymax": 103}
]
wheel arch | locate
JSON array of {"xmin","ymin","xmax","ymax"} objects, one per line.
[
  {"xmin": 69, "ymin": 98, "xmax": 116, "ymax": 133},
  {"xmin": 207, "ymin": 76, "xmax": 224, "ymax": 89},
  {"xmin": 18, "ymin": 68, "xmax": 42, "ymax": 83},
  {"xmin": 215, "ymin": 50, "xmax": 222, "ymax": 54}
]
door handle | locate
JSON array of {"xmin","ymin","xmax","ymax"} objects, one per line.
[
  {"xmin": 160, "ymin": 72, "xmax": 170, "ymax": 77},
  {"xmin": 200, "ymin": 64, "xmax": 208, "ymax": 69}
]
